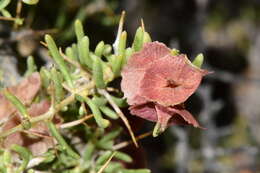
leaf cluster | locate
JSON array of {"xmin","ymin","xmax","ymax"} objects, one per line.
[{"xmin": 0, "ymin": 11, "xmax": 152, "ymax": 173}]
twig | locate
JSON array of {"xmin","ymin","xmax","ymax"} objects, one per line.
[
  {"xmin": 98, "ymin": 89, "xmax": 138, "ymax": 147},
  {"xmin": 141, "ymin": 18, "xmax": 145, "ymax": 31},
  {"xmin": 59, "ymin": 114, "xmax": 93, "ymax": 129},
  {"xmin": 27, "ymin": 157, "xmax": 46, "ymax": 169},
  {"xmin": 62, "ymin": 80, "xmax": 95, "ymax": 97},
  {"xmin": 14, "ymin": 0, "xmax": 23, "ymax": 29},
  {"xmin": 113, "ymin": 11, "xmax": 125, "ymax": 55},
  {"xmin": 0, "ymin": 84, "xmax": 92, "ymax": 138},
  {"xmin": 34, "ymin": 29, "xmax": 59, "ymax": 36},
  {"xmin": 0, "ymin": 16, "xmax": 16, "ymax": 21},
  {"xmin": 40, "ymin": 41, "xmax": 48, "ymax": 48},
  {"xmin": 0, "ymin": 106, "xmax": 55, "ymax": 138},
  {"xmin": 106, "ymin": 87, "xmax": 120, "ymax": 93},
  {"xmin": 22, "ymin": 130, "xmax": 52, "ymax": 139},
  {"xmin": 97, "ymin": 152, "xmax": 116, "ymax": 173},
  {"xmin": 54, "ymin": 94, "xmax": 75, "ymax": 111},
  {"xmin": 113, "ymin": 131, "xmax": 152, "ymax": 150}
]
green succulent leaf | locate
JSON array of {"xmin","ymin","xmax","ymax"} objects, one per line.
[
  {"xmin": 143, "ymin": 32, "xmax": 152, "ymax": 43},
  {"xmin": 25, "ymin": 56, "xmax": 37, "ymax": 77},
  {"xmin": 50, "ymin": 67, "xmax": 64, "ymax": 104},
  {"xmin": 119, "ymin": 169, "xmax": 151, "ymax": 173},
  {"xmin": 95, "ymin": 41, "xmax": 105, "ymax": 57},
  {"xmin": 0, "ymin": 9, "xmax": 11, "ymax": 17},
  {"xmin": 22, "ymin": 0, "xmax": 39, "ymax": 5},
  {"xmin": 132, "ymin": 27, "xmax": 144, "ymax": 52},
  {"xmin": 111, "ymin": 54, "xmax": 123, "ymax": 77},
  {"xmin": 3, "ymin": 89, "xmax": 30, "ymax": 122},
  {"xmin": 76, "ymin": 95, "xmax": 110, "ymax": 128},
  {"xmin": 78, "ymin": 36, "xmax": 91, "ymax": 69},
  {"xmin": 83, "ymin": 142, "xmax": 95, "ymax": 161},
  {"xmin": 93, "ymin": 57, "xmax": 106, "ymax": 89},
  {"xmin": 75, "ymin": 19, "xmax": 85, "ymax": 42},
  {"xmin": 100, "ymin": 106, "xmax": 119, "ymax": 119},
  {"xmin": 92, "ymin": 95, "xmax": 108, "ymax": 106},
  {"xmin": 0, "ymin": 0, "xmax": 10, "ymax": 10},
  {"xmin": 96, "ymin": 151, "xmax": 113, "ymax": 165},
  {"xmin": 40, "ymin": 67, "xmax": 51, "ymax": 89},
  {"xmin": 45, "ymin": 34, "xmax": 74, "ymax": 88},
  {"xmin": 114, "ymin": 151, "xmax": 132, "ymax": 163},
  {"xmin": 47, "ymin": 122, "xmax": 80, "ymax": 159},
  {"xmin": 65, "ymin": 47, "xmax": 78, "ymax": 61},
  {"xmin": 192, "ymin": 53, "xmax": 204, "ymax": 68}
]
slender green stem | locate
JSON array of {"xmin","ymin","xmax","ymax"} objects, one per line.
[
  {"xmin": 47, "ymin": 122, "xmax": 80, "ymax": 159},
  {"xmin": 0, "ymin": 79, "xmax": 95, "ymax": 139},
  {"xmin": 0, "ymin": 106, "xmax": 55, "ymax": 138},
  {"xmin": 0, "ymin": 94, "xmax": 72, "ymax": 138}
]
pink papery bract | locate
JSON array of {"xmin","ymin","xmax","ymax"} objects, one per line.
[
  {"xmin": 121, "ymin": 41, "xmax": 171, "ymax": 105},
  {"xmin": 0, "ymin": 72, "xmax": 62, "ymax": 155},
  {"xmin": 121, "ymin": 41, "xmax": 209, "ymax": 130},
  {"xmin": 2, "ymin": 100, "xmax": 60, "ymax": 156},
  {"xmin": 0, "ymin": 72, "xmax": 41, "ymax": 120},
  {"xmin": 130, "ymin": 103, "xmax": 201, "ymax": 130},
  {"xmin": 140, "ymin": 54, "xmax": 208, "ymax": 106}
]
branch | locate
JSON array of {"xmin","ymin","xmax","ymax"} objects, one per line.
[{"xmin": 98, "ymin": 89, "xmax": 138, "ymax": 147}]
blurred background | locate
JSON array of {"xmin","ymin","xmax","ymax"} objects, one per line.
[{"xmin": 1, "ymin": 0, "xmax": 260, "ymax": 172}]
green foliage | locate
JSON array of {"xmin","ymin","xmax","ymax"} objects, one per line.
[
  {"xmin": 93, "ymin": 56, "xmax": 106, "ymax": 89},
  {"xmin": 0, "ymin": 0, "xmax": 11, "ymax": 11},
  {"xmin": 0, "ymin": 8, "xmax": 205, "ymax": 172},
  {"xmin": 10, "ymin": 144, "xmax": 32, "ymax": 173},
  {"xmin": 47, "ymin": 122, "xmax": 80, "ymax": 159},
  {"xmin": 132, "ymin": 27, "xmax": 144, "ymax": 52},
  {"xmin": 192, "ymin": 53, "xmax": 204, "ymax": 68},
  {"xmin": 45, "ymin": 35, "xmax": 74, "ymax": 88},
  {"xmin": 0, "ymin": 0, "xmax": 39, "ymax": 28},
  {"xmin": 25, "ymin": 56, "xmax": 37, "ymax": 77},
  {"xmin": 22, "ymin": 0, "xmax": 39, "ymax": 5}
]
